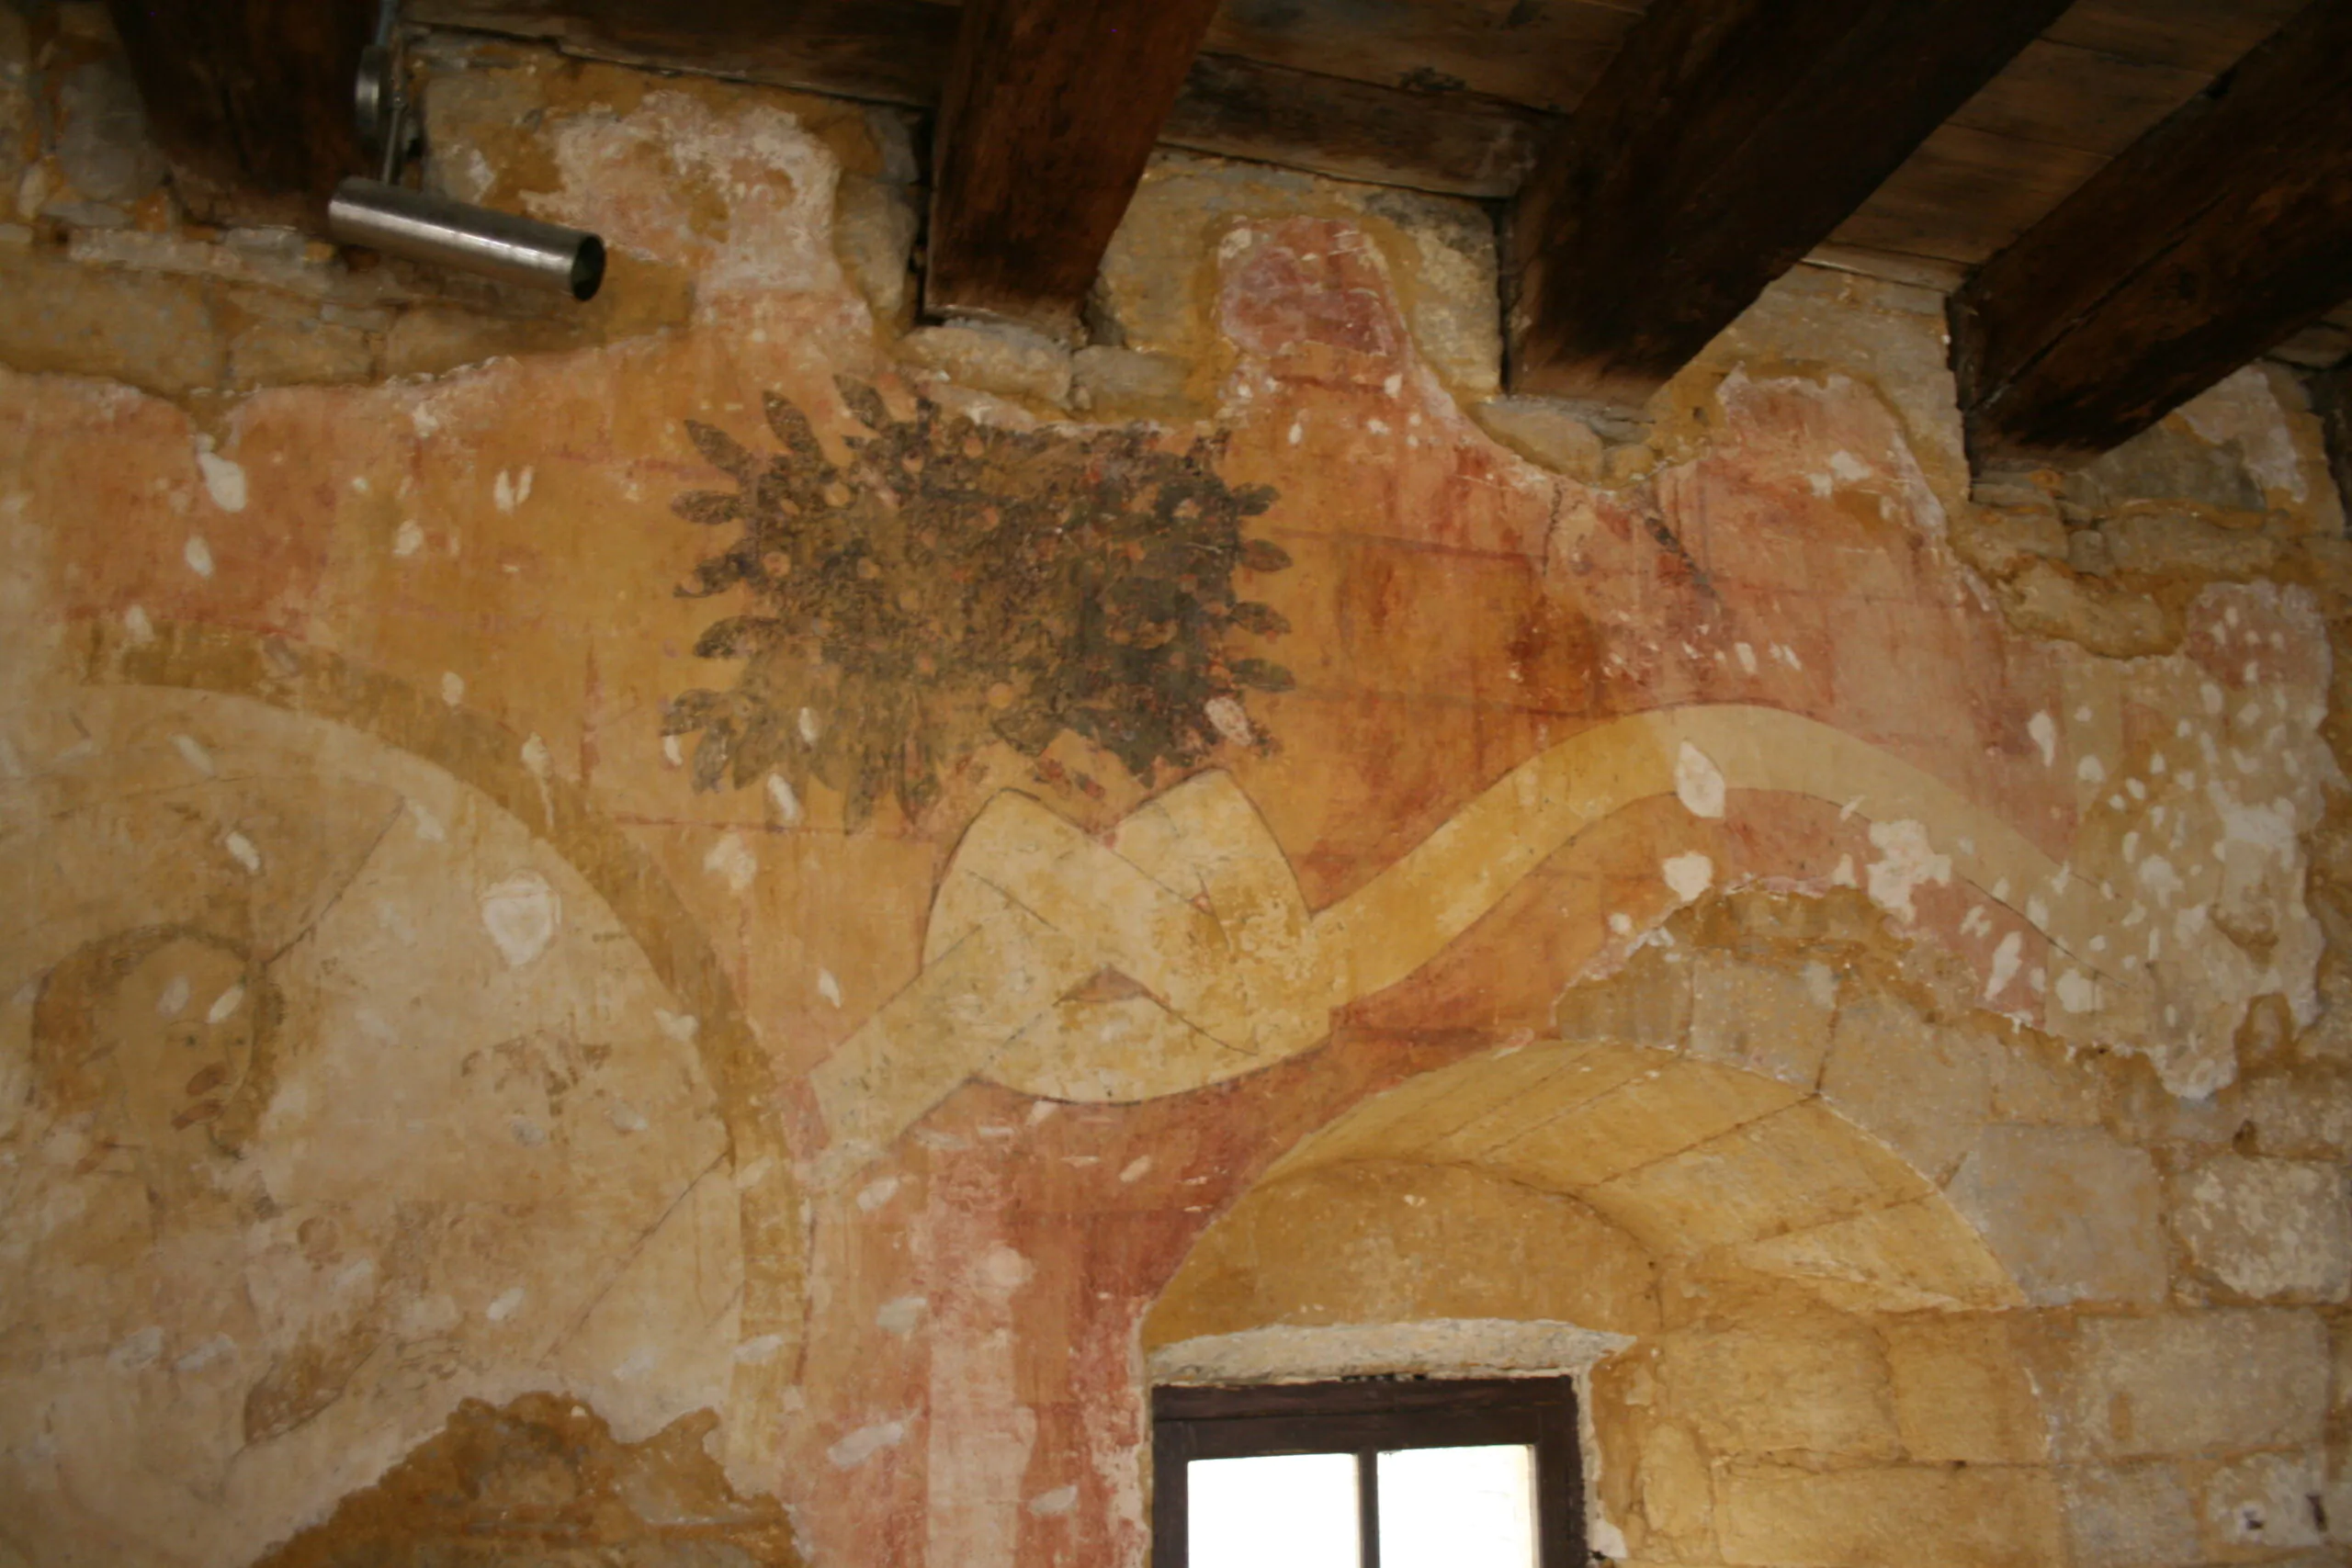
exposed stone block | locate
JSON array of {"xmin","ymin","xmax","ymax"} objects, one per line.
[
  {"xmin": 1634, "ymin": 1418, "xmax": 1715, "ymax": 1551},
  {"xmin": 1070, "ymin": 346, "xmax": 1193, "ymax": 418},
  {"xmin": 1984, "ymin": 1032, "xmax": 2105, "ymax": 1127},
  {"xmin": 1728, "ymin": 1196, "xmax": 2022, "ymax": 1313},
  {"xmin": 0, "ymin": 248, "xmax": 222, "ymax": 396},
  {"xmin": 1993, "ymin": 558, "xmax": 2177, "ymax": 658},
  {"xmin": 1470, "ymin": 396, "xmax": 1609, "ymax": 481},
  {"xmin": 899, "ymin": 321, "xmax": 1073, "ymax": 408},
  {"xmin": 2060, "ymin": 1461, "xmax": 2205, "ymax": 1568},
  {"xmin": 2169, "ymin": 1156, "xmax": 2352, "ymax": 1301},
  {"xmin": 2034, "ymin": 1309, "xmax": 2329, "ymax": 1461},
  {"xmin": 2199, "ymin": 1448, "xmax": 2325, "ymax": 1553},
  {"xmin": 2242, "ymin": 1064, "xmax": 2352, "ymax": 1158},
  {"xmin": 1587, "ymin": 1099, "xmax": 1932, "ymax": 1252},
  {"xmin": 1658, "ymin": 1312, "xmax": 1902, "ymax": 1461},
  {"xmin": 1553, "ymin": 943, "xmax": 1695, "ymax": 1049},
  {"xmin": 1689, "ymin": 953, "xmax": 1838, "ymax": 1093},
  {"xmin": 1714, "ymin": 1461, "xmax": 2066, "ymax": 1568},
  {"xmin": 227, "ymin": 317, "xmax": 377, "ymax": 388},
  {"xmin": 833, "ymin": 174, "xmax": 918, "ymax": 319},
  {"xmin": 1951, "ymin": 503, "xmax": 2071, "ymax": 581},
  {"xmin": 2104, "ymin": 510, "xmax": 2281, "ymax": 580},
  {"xmin": 1484, "ymin": 1056, "xmax": 1800, "ymax": 1193},
  {"xmin": 1820, "ymin": 993, "xmax": 1991, "ymax": 1180},
  {"xmin": 1881, "ymin": 1314, "xmax": 2048, "ymax": 1464},
  {"xmin": 1946, "ymin": 1125, "xmax": 2168, "ymax": 1305}
]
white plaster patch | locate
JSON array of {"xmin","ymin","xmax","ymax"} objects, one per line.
[
  {"xmin": 818, "ymin": 968, "xmax": 843, "ymax": 1008},
  {"xmin": 1864, "ymin": 818, "xmax": 1950, "ymax": 921},
  {"xmin": 183, "ymin": 536, "xmax": 215, "ymax": 578},
  {"xmin": 734, "ymin": 1335, "xmax": 786, "ymax": 1365},
  {"xmin": 876, "ymin": 1295, "xmax": 927, "ymax": 1335},
  {"xmin": 408, "ymin": 799, "xmax": 446, "ymax": 841},
  {"xmin": 155, "ymin": 975, "xmax": 190, "ymax": 1018},
  {"xmin": 829, "ymin": 1419, "xmax": 909, "ymax": 1470},
  {"xmin": 1119, "ymin": 1156, "xmax": 1153, "ymax": 1184},
  {"xmin": 1673, "ymin": 741, "xmax": 1726, "ymax": 819},
  {"xmin": 392, "ymin": 519, "xmax": 425, "ymax": 558},
  {"xmin": 1204, "ymin": 694, "xmax": 1253, "ymax": 746},
  {"xmin": 485, "ymin": 1287, "xmax": 526, "ymax": 1322},
  {"xmin": 440, "ymin": 671, "xmax": 464, "ymax": 707},
  {"xmin": 2028, "ymin": 711, "xmax": 2057, "ymax": 768},
  {"xmin": 855, "ymin": 1176, "xmax": 901, "ymax": 1213},
  {"xmin": 705, "ymin": 832, "xmax": 757, "ymax": 895},
  {"xmin": 172, "ymin": 733, "xmax": 216, "ymax": 777},
  {"xmin": 797, "ymin": 706, "xmax": 822, "ymax": 745},
  {"xmin": 205, "ymin": 985, "xmax": 244, "ymax": 1025},
  {"xmin": 195, "ymin": 450, "xmax": 247, "ymax": 513},
  {"xmin": 122, "ymin": 604, "xmax": 153, "ymax": 645},
  {"xmin": 1734, "ymin": 641, "xmax": 1758, "ymax": 675},
  {"xmin": 1985, "ymin": 931, "xmax": 2023, "ymax": 1000},
  {"xmin": 109, "ymin": 1326, "xmax": 164, "ymax": 1372},
  {"xmin": 1027, "ymin": 1485, "xmax": 1079, "ymax": 1517},
  {"xmin": 1663, "ymin": 852, "xmax": 1713, "ymax": 903},
  {"xmin": 766, "ymin": 772, "xmax": 804, "ymax": 826},
  {"xmin": 655, "ymin": 1009, "xmax": 699, "ymax": 1043},
  {"xmin": 221, "ymin": 830, "xmax": 262, "ymax": 874},
  {"xmin": 2053, "ymin": 970, "xmax": 2099, "ymax": 1014},
  {"xmin": 520, "ymin": 732, "xmax": 553, "ymax": 780},
  {"xmin": 479, "ymin": 871, "xmax": 560, "ymax": 967}
]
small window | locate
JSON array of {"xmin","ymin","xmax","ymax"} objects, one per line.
[{"xmin": 1151, "ymin": 1377, "xmax": 1585, "ymax": 1568}]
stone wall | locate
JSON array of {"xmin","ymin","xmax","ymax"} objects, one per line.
[{"xmin": 1, "ymin": 6, "xmax": 2347, "ymax": 1566}]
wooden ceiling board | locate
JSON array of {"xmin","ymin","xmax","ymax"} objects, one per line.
[
  {"xmin": 1942, "ymin": 36, "xmax": 2211, "ymax": 154},
  {"xmin": 2042, "ymin": 0, "xmax": 2311, "ymax": 72},
  {"xmin": 409, "ymin": 0, "xmax": 958, "ymax": 106},
  {"xmin": 1198, "ymin": 0, "xmax": 1643, "ymax": 112},
  {"xmin": 1831, "ymin": 121, "xmax": 2109, "ymax": 265}
]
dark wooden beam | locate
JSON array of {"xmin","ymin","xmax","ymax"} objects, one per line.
[
  {"xmin": 2313, "ymin": 363, "xmax": 2352, "ymax": 523},
  {"xmin": 106, "ymin": 0, "xmax": 376, "ymax": 229},
  {"xmin": 1951, "ymin": 0, "xmax": 2352, "ymax": 465},
  {"xmin": 413, "ymin": 0, "xmax": 1548, "ymax": 201},
  {"xmin": 410, "ymin": 0, "xmax": 960, "ymax": 107},
  {"xmin": 926, "ymin": 0, "xmax": 1223, "ymax": 337},
  {"xmin": 1504, "ymin": 0, "xmax": 2071, "ymax": 406}
]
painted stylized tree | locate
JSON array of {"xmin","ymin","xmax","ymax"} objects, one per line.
[{"xmin": 665, "ymin": 378, "xmax": 1294, "ymax": 824}]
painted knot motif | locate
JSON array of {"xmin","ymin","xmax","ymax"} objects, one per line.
[{"xmin": 664, "ymin": 378, "xmax": 1295, "ymax": 824}]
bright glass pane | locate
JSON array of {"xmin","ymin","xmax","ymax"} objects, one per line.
[
  {"xmin": 1188, "ymin": 1451, "xmax": 1360, "ymax": 1568},
  {"xmin": 1376, "ymin": 1444, "xmax": 1538, "ymax": 1568}
]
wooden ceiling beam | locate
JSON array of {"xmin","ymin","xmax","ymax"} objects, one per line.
[
  {"xmin": 924, "ymin": 0, "xmax": 1223, "ymax": 338},
  {"xmin": 105, "ymin": 0, "xmax": 376, "ymax": 229},
  {"xmin": 413, "ymin": 0, "xmax": 1549, "ymax": 201},
  {"xmin": 1504, "ymin": 0, "xmax": 2071, "ymax": 407},
  {"xmin": 1951, "ymin": 0, "xmax": 2352, "ymax": 466}
]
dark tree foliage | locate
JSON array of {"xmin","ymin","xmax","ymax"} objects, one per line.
[{"xmin": 665, "ymin": 378, "xmax": 1293, "ymax": 825}]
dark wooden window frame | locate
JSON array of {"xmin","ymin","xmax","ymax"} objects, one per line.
[{"xmin": 1151, "ymin": 1376, "xmax": 1585, "ymax": 1568}]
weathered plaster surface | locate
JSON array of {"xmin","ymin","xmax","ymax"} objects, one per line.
[{"xmin": 3, "ymin": 13, "xmax": 2350, "ymax": 1568}]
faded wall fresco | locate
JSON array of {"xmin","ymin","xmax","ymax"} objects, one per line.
[{"xmin": 3, "ymin": 11, "xmax": 2351, "ymax": 1568}]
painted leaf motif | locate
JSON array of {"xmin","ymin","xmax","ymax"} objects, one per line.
[
  {"xmin": 665, "ymin": 384, "xmax": 1293, "ymax": 818},
  {"xmin": 673, "ymin": 491, "xmax": 743, "ymax": 526},
  {"xmin": 686, "ymin": 420, "xmax": 758, "ymax": 482}
]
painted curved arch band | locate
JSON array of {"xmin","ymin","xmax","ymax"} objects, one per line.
[{"xmin": 809, "ymin": 703, "xmax": 2124, "ymax": 1181}]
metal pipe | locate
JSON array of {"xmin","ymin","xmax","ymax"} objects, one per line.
[{"xmin": 328, "ymin": 178, "xmax": 605, "ymax": 301}]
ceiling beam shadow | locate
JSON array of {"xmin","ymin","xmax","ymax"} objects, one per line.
[
  {"xmin": 1503, "ymin": 0, "xmax": 2071, "ymax": 410},
  {"xmin": 926, "ymin": 0, "xmax": 1223, "ymax": 340},
  {"xmin": 1951, "ymin": 0, "xmax": 2352, "ymax": 466}
]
